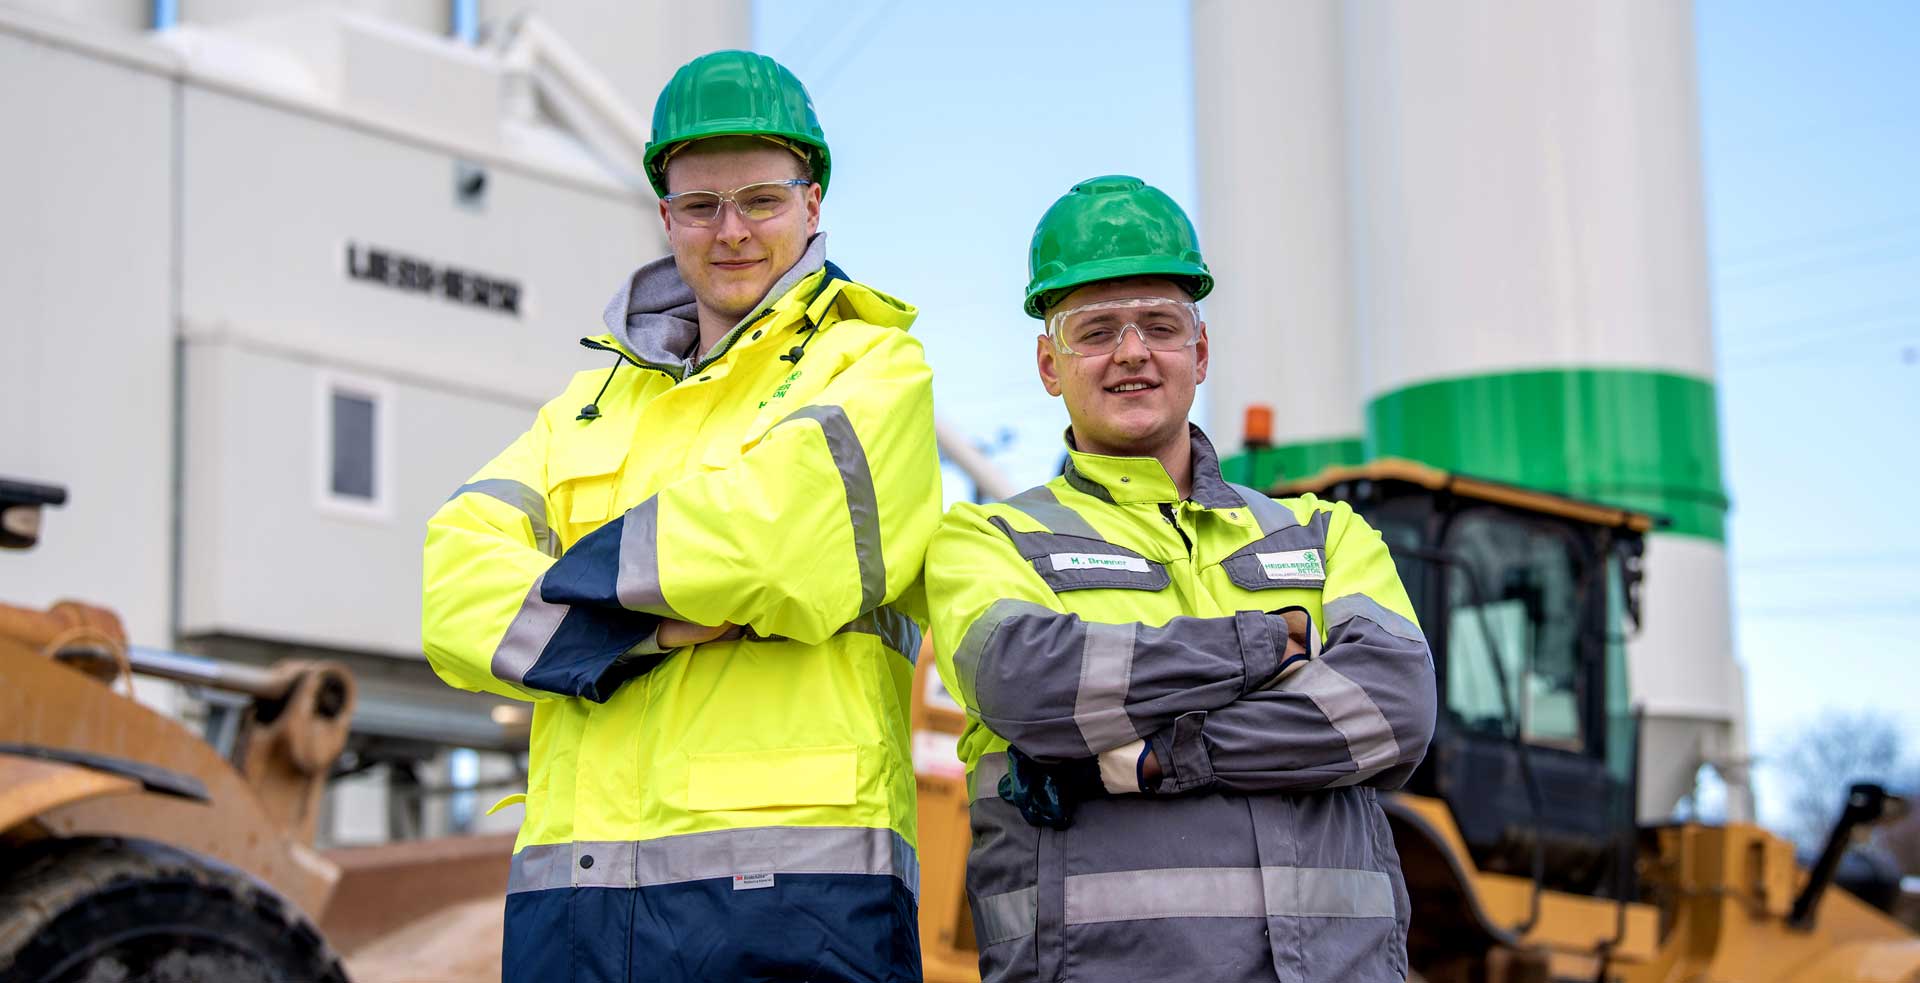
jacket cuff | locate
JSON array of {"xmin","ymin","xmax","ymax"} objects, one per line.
[
  {"xmin": 520, "ymin": 606, "xmax": 664, "ymax": 703},
  {"xmin": 1234, "ymin": 610, "xmax": 1282, "ymax": 693},
  {"xmin": 617, "ymin": 626, "xmax": 668, "ymax": 662},
  {"xmin": 1097, "ymin": 739, "xmax": 1148, "ymax": 794},
  {"xmin": 1146, "ymin": 710, "xmax": 1215, "ymax": 794}
]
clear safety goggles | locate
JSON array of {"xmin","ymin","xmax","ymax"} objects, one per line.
[
  {"xmin": 1046, "ymin": 297, "xmax": 1203, "ymax": 357},
  {"xmin": 661, "ymin": 179, "xmax": 813, "ymax": 227}
]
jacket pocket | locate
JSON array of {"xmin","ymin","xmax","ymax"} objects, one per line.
[
  {"xmin": 545, "ymin": 414, "xmax": 636, "ymax": 535},
  {"xmin": 547, "ymin": 452, "xmax": 626, "ymax": 537},
  {"xmin": 686, "ymin": 745, "xmax": 858, "ymax": 811},
  {"xmin": 1218, "ymin": 514, "xmax": 1331, "ymax": 591}
]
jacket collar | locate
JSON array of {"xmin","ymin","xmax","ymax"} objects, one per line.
[
  {"xmin": 594, "ymin": 234, "xmax": 830, "ymax": 378},
  {"xmin": 1061, "ymin": 424, "xmax": 1242, "ymax": 510},
  {"xmin": 580, "ymin": 235, "xmax": 917, "ymax": 380}
]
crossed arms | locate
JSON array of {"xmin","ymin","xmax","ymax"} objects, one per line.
[{"xmin": 928, "ymin": 502, "xmax": 1437, "ymax": 796}]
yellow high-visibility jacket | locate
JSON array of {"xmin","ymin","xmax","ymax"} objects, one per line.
[
  {"xmin": 927, "ymin": 426, "xmax": 1436, "ymax": 983},
  {"xmin": 422, "ymin": 240, "xmax": 938, "ymax": 983}
]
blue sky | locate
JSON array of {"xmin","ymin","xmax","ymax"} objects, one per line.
[
  {"xmin": 756, "ymin": 0, "xmax": 1196, "ymax": 487},
  {"xmin": 755, "ymin": 1, "xmax": 1919, "ymax": 826},
  {"xmin": 1696, "ymin": 0, "xmax": 1920, "ymax": 821}
]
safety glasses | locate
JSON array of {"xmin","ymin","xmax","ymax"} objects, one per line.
[
  {"xmin": 661, "ymin": 179, "xmax": 813, "ymax": 227},
  {"xmin": 1046, "ymin": 298, "xmax": 1203, "ymax": 357}
]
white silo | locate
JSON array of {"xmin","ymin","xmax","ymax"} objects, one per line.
[
  {"xmin": 1341, "ymin": 0, "xmax": 1744, "ymax": 820},
  {"xmin": 1192, "ymin": 0, "xmax": 1747, "ymax": 820},
  {"xmin": 1192, "ymin": 0, "xmax": 1364, "ymax": 483}
]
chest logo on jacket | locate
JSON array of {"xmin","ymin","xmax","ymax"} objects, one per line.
[{"xmin": 1257, "ymin": 549, "xmax": 1325, "ymax": 583}]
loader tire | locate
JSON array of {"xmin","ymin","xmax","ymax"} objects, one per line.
[{"xmin": 0, "ymin": 837, "xmax": 345, "ymax": 983}]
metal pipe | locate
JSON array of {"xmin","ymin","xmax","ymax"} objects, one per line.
[
  {"xmin": 450, "ymin": 0, "xmax": 478, "ymax": 44},
  {"xmin": 127, "ymin": 645, "xmax": 287, "ymax": 700},
  {"xmin": 935, "ymin": 417, "xmax": 1016, "ymax": 502},
  {"xmin": 1791, "ymin": 783, "xmax": 1892, "ymax": 929}
]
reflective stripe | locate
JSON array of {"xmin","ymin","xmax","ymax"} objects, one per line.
[
  {"xmin": 1261, "ymin": 865, "xmax": 1396, "ymax": 918},
  {"xmin": 1067, "ymin": 865, "xmax": 1262, "ymax": 923},
  {"xmin": 1229, "ymin": 483, "xmax": 1299, "ymax": 536},
  {"xmin": 450, "ymin": 478, "xmax": 557, "ymax": 557},
  {"xmin": 507, "ymin": 835, "xmax": 571, "ymax": 893},
  {"xmin": 490, "ymin": 574, "xmax": 566, "ymax": 690},
  {"xmin": 1075, "ymin": 621, "xmax": 1141, "ymax": 752},
  {"xmin": 1004, "ymin": 485, "xmax": 1104, "ymax": 540},
  {"xmin": 784, "ymin": 405, "xmax": 887, "ymax": 612},
  {"xmin": 835, "ymin": 606, "xmax": 922, "ymax": 664},
  {"xmin": 1064, "ymin": 865, "xmax": 1394, "ymax": 923},
  {"xmin": 1279, "ymin": 659, "xmax": 1401, "ymax": 782},
  {"xmin": 974, "ymin": 886, "xmax": 1038, "ymax": 946},
  {"xmin": 508, "ymin": 826, "xmax": 918, "ymax": 897},
  {"xmin": 951, "ymin": 598, "xmax": 1052, "ymax": 706},
  {"xmin": 1325, "ymin": 593, "xmax": 1427, "ymax": 645},
  {"xmin": 614, "ymin": 497, "xmax": 680, "ymax": 616},
  {"xmin": 968, "ymin": 750, "xmax": 1009, "ymax": 804}
]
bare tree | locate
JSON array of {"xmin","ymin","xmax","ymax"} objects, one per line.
[{"xmin": 1767, "ymin": 710, "xmax": 1908, "ymax": 849}]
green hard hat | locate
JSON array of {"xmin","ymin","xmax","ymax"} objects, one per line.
[
  {"xmin": 644, "ymin": 50, "xmax": 831, "ymax": 198},
  {"xmin": 1024, "ymin": 175, "xmax": 1213, "ymax": 319}
]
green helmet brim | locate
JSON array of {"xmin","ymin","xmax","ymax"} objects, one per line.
[
  {"xmin": 1025, "ymin": 258, "xmax": 1213, "ymax": 320},
  {"xmin": 1023, "ymin": 175, "xmax": 1213, "ymax": 319}
]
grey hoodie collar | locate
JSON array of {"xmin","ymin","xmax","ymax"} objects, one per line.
[{"xmin": 600, "ymin": 233, "xmax": 829, "ymax": 376}]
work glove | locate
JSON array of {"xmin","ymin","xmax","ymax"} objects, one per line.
[{"xmin": 998, "ymin": 746, "xmax": 1106, "ymax": 830}]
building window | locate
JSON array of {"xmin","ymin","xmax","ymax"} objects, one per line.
[{"xmin": 317, "ymin": 372, "xmax": 392, "ymax": 518}]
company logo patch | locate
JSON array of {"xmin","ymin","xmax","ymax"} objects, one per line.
[
  {"xmin": 1050, "ymin": 553, "xmax": 1149, "ymax": 573},
  {"xmin": 733, "ymin": 873, "xmax": 775, "ymax": 891},
  {"xmin": 1256, "ymin": 549, "xmax": 1325, "ymax": 582}
]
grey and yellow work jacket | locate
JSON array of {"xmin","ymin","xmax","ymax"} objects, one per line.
[{"xmin": 927, "ymin": 426, "xmax": 1436, "ymax": 983}]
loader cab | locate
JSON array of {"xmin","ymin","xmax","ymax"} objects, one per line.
[{"xmin": 1276, "ymin": 461, "xmax": 1651, "ymax": 898}]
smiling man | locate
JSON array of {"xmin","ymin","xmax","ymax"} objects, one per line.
[
  {"xmin": 422, "ymin": 51, "xmax": 938, "ymax": 982},
  {"xmin": 925, "ymin": 176, "xmax": 1437, "ymax": 982}
]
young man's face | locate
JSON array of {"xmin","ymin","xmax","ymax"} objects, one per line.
[
  {"xmin": 1036, "ymin": 277, "xmax": 1209, "ymax": 457},
  {"xmin": 660, "ymin": 138, "xmax": 821, "ymax": 325}
]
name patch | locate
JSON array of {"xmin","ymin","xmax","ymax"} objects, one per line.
[
  {"xmin": 1257, "ymin": 549, "xmax": 1325, "ymax": 582},
  {"xmin": 1050, "ymin": 553, "xmax": 1149, "ymax": 573}
]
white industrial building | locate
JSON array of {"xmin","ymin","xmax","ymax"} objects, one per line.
[{"xmin": 0, "ymin": 0, "xmax": 748, "ymax": 842}]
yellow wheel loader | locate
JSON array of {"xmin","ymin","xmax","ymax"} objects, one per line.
[
  {"xmin": 0, "ymin": 478, "xmax": 356, "ymax": 981},
  {"xmin": 911, "ymin": 461, "xmax": 1919, "ymax": 983}
]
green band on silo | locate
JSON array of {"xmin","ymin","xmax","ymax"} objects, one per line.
[
  {"xmin": 1366, "ymin": 368, "xmax": 1727, "ymax": 540},
  {"xmin": 1219, "ymin": 436, "xmax": 1366, "ymax": 491}
]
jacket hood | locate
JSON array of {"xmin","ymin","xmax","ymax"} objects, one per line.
[
  {"xmin": 592, "ymin": 234, "xmax": 917, "ymax": 375},
  {"xmin": 600, "ymin": 234, "xmax": 829, "ymax": 373}
]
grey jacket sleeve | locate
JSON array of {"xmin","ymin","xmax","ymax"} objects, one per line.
[
  {"xmin": 1147, "ymin": 595, "xmax": 1437, "ymax": 794},
  {"xmin": 951, "ymin": 600, "xmax": 1291, "ymax": 762}
]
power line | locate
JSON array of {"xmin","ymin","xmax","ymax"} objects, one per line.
[
  {"xmin": 1717, "ymin": 213, "xmax": 1920, "ymax": 268},
  {"xmin": 1721, "ymin": 323, "xmax": 1916, "ymax": 368},
  {"xmin": 778, "ymin": 2, "xmax": 870, "ymax": 82},
  {"xmin": 1720, "ymin": 297, "xmax": 1913, "ymax": 335},
  {"xmin": 1739, "ymin": 600, "xmax": 1920, "ymax": 619},
  {"xmin": 1716, "ymin": 237, "xmax": 1920, "ymax": 290},
  {"xmin": 1739, "ymin": 550, "xmax": 1920, "ymax": 569},
  {"xmin": 807, "ymin": 1, "xmax": 897, "ymax": 97},
  {"xmin": 1720, "ymin": 318, "xmax": 1916, "ymax": 361}
]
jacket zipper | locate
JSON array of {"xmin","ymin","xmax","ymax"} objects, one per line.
[
  {"xmin": 1158, "ymin": 502, "xmax": 1193, "ymax": 554},
  {"xmin": 578, "ymin": 337, "xmax": 682, "ymax": 381}
]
